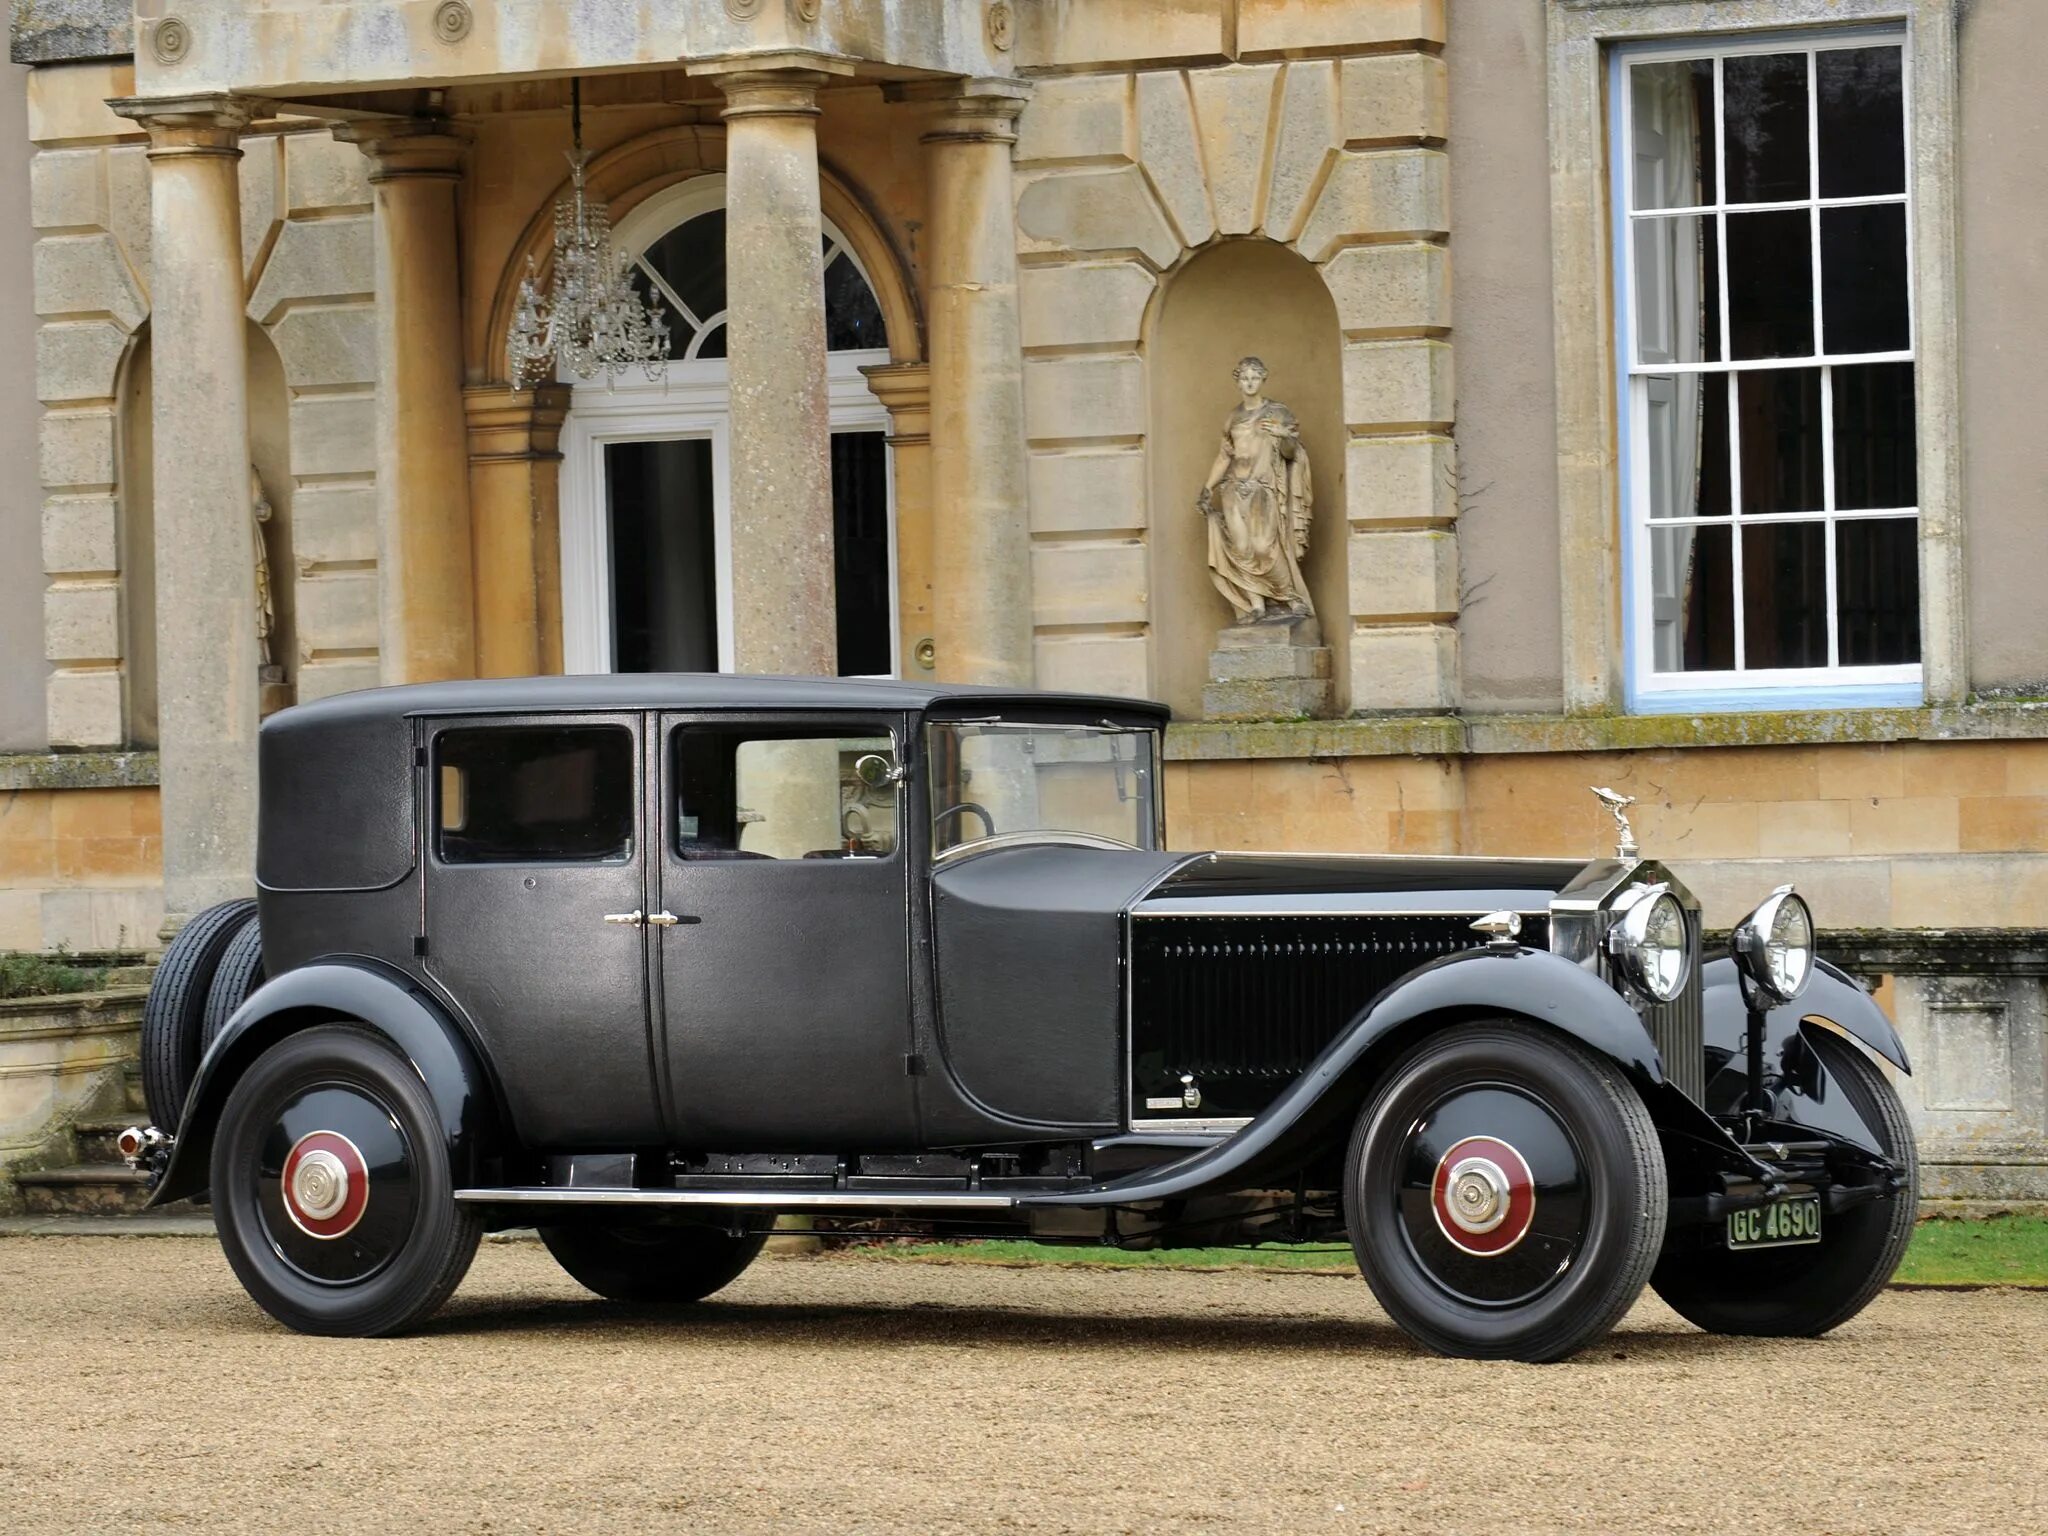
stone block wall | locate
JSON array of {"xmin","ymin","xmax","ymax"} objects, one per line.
[
  {"xmin": 28, "ymin": 67, "xmax": 383, "ymax": 750},
  {"xmin": 1012, "ymin": 0, "xmax": 1459, "ymax": 718},
  {"xmin": 0, "ymin": 781, "xmax": 162, "ymax": 951}
]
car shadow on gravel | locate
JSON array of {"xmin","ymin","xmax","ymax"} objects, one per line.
[{"xmin": 387, "ymin": 1291, "xmax": 1722, "ymax": 1361}]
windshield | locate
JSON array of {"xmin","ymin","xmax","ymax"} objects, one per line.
[{"xmin": 928, "ymin": 720, "xmax": 1161, "ymax": 856}]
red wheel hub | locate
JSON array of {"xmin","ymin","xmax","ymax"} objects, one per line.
[
  {"xmin": 281, "ymin": 1129, "xmax": 370, "ymax": 1240},
  {"xmin": 1430, "ymin": 1135, "xmax": 1536, "ymax": 1257}
]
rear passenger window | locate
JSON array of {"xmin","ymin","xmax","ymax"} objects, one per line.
[{"xmin": 435, "ymin": 726, "xmax": 634, "ymax": 864}]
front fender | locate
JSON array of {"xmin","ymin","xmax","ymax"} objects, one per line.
[
  {"xmin": 1027, "ymin": 946, "xmax": 1665, "ymax": 1207},
  {"xmin": 148, "ymin": 960, "xmax": 500, "ymax": 1206}
]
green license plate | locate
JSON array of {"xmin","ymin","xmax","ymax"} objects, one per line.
[{"xmin": 1727, "ymin": 1195, "xmax": 1822, "ymax": 1250}]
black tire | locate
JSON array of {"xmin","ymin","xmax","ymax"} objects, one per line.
[
  {"xmin": 142, "ymin": 898, "xmax": 256, "ymax": 1131},
  {"xmin": 1344, "ymin": 1019, "xmax": 1668, "ymax": 1363},
  {"xmin": 1651, "ymin": 1029, "xmax": 1918, "ymax": 1337},
  {"xmin": 211, "ymin": 1023, "xmax": 482, "ymax": 1336},
  {"xmin": 538, "ymin": 1219, "xmax": 769, "ymax": 1303},
  {"xmin": 200, "ymin": 917, "xmax": 266, "ymax": 1055}
]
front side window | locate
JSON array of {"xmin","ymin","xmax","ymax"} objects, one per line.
[
  {"xmin": 1621, "ymin": 34, "xmax": 1919, "ymax": 705},
  {"xmin": 928, "ymin": 721, "xmax": 1161, "ymax": 857},
  {"xmin": 673, "ymin": 728, "xmax": 899, "ymax": 861},
  {"xmin": 436, "ymin": 725, "xmax": 634, "ymax": 864}
]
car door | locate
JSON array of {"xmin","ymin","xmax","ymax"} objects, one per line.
[
  {"xmin": 421, "ymin": 712, "xmax": 664, "ymax": 1148},
  {"xmin": 654, "ymin": 712, "xmax": 918, "ymax": 1149}
]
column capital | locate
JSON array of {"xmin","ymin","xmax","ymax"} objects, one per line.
[
  {"xmin": 686, "ymin": 50, "xmax": 857, "ymax": 120},
  {"xmin": 889, "ymin": 76, "xmax": 1031, "ymax": 145},
  {"xmin": 859, "ymin": 361, "xmax": 931, "ymax": 446},
  {"xmin": 335, "ymin": 115, "xmax": 472, "ymax": 182},
  {"xmin": 464, "ymin": 383, "xmax": 572, "ymax": 463},
  {"xmin": 108, "ymin": 93, "xmax": 265, "ymax": 158}
]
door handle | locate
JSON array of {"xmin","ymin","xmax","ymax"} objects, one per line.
[
  {"xmin": 602, "ymin": 909, "xmax": 644, "ymax": 926},
  {"xmin": 646, "ymin": 911, "xmax": 699, "ymax": 926}
]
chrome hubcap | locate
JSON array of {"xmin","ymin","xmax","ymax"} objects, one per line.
[
  {"xmin": 290, "ymin": 1148, "xmax": 350, "ymax": 1220},
  {"xmin": 1444, "ymin": 1156, "xmax": 1509, "ymax": 1235}
]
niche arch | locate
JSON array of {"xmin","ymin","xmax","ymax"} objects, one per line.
[{"xmin": 1144, "ymin": 238, "xmax": 1347, "ymax": 718}]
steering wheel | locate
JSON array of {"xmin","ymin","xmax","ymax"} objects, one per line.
[{"xmin": 933, "ymin": 801, "xmax": 997, "ymax": 840}]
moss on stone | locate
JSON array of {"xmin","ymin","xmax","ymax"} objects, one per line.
[{"xmin": 0, "ymin": 752, "xmax": 160, "ymax": 791}]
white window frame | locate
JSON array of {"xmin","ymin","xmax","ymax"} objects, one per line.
[
  {"xmin": 1614, "ymin": 26, "xmax": 1922, "ymax": 712},
  {"xmin": 559, "ymin": 174, "xmax": 898, "ymax": 677}
]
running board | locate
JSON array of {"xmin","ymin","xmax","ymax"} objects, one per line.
[{"xmin": 454, "ymin": 1186, "xmax": 1019, "ymax": 1211}]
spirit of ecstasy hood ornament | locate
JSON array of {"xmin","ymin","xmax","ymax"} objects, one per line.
[{"xmin": 1590, "ymin": 786, "xmax": 1640, "ymax": 860}]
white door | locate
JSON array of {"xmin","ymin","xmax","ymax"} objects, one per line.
[{"xmin": 559, "ymin": 175, "xmax": 897, "ymax": 677}]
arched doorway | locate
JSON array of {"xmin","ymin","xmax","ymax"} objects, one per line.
[{"xmin": 558, "ymin": 174, "xmax": 896, "ymax": 677}]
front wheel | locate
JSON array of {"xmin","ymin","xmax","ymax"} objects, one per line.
[
  {"xmin": 538, "ymin": 1219, "xmax": 768, "ymax": 1303},
  {"xmin": 211, "ymin": 1024, "xmax": 481, "ymax": 1336},
  {"xmin": 1651, "ymin": 1028, "xmax": 1918, "ymax": 1337},
  {"xmin": 1344, "ymin": 1020, "xmax": 1668, "ymax": 1363}
]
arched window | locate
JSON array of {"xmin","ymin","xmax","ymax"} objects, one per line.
[
  {"xmin": 559, "ymin": 176, "xmax": 898, "ymax": 680},
  {"xmin": 628, "ymin": 207, "xmax": 888, "ymax": 361}
]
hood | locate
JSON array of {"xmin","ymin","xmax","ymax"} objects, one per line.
[{"xmin": 1132, "ymin": 852, "xmax": 1590, "ymax": 917}]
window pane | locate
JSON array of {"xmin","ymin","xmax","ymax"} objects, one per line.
[
  {"xmin": 1821, "ymin": 203, "xmax": 1910, "ymax": 355},
  {"xmin": 1631, "ymin": 58, "xmax": 1717, "ymax": 210},
  {"xmin": 1633, "ymin": 215, "xmax": 1721, "ymax": 365},
  {"xmin": 692, "ymin": 322, "xmax": 726, "ymax": 360},
  {"xmin": 929, "ymin": 722, "xmax": 1159, "ymax": 854},
  {"xmin": 640, "ymin": 210, "xmax": 727, "ymax": 328},
  {"xmin": 1741, "ymin": 521, "xmax": 1829, "ymax": 669},
  {"xmin": 1817, "ymin": 47, "xmax": 1905, "ymax": 198},
  {"xmin": 437, "ymin": 726, "xmax": 634, "ymax": 864},
  {"xmin": 606, "ymin": 438, "xmax": 717, "ymax": 673},
  {"xmin": 1650, "ymin": 524, "xmax": 1734, "ymax": 672},
  {"xmin": 1832, "ymin": 362, "xmax": 1918, "ymax": 510},
  {"xmin": 1642, "ymin": 372, "xmax": 1730, "ymax": 519},
  {"xmin": 1736, "ymin": 367, "xmax": 1824, "ymax": 513},
  {"xmin": 1723, "ymin": 53, "xmax": 1810, "ymax": 203},
  {"xmin": 823, "ymin": 251, "xmax": 888, "ymax": 352},
  {"xmin": 1836, "ymin": 517, "xmax": 1921, "ymax": 665},
  {"xmin": 832, "ymin": 431, "xmax": 892, "ymax": 677},
  {"xmin": 674, "ymin": 730, "xmax": 898, "ymax": 861},
  {"xmin": 1726, "ymin": 209, "xmax": 1813, "ymax": 358}
]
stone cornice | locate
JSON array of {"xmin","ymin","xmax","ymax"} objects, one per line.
[{"xmin": 0, "ymin": 751, "xmax": 159, "ymax": 791}]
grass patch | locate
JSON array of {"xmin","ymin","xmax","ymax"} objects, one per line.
[
  {"xmin": 1894, "ymin": 1215, "xmax": 2048, "ymax": 1288},
  {"xmin": 852, "ymin": 1215, "xmax": 2048, "ymax": 1288},
  {"xmin": 0, "ymin": 947, "xmax": 109, "ymax": 1000}
]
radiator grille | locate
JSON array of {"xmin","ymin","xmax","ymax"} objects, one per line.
[
  {"xmin": 1129, "ymin": 913, "xmax": 1547, "ymax": 1123},
  {"xmin": 1641, "ymin": 908, "xmax": 1706, "ymax": 1102}
]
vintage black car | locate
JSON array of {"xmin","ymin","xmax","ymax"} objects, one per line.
[{"xmin": 125, "ymin": 675, "xmax": 1917, "ymax": 1360}]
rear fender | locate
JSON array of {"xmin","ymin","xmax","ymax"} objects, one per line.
[
  {"xmin": 148, "ymin": 960, "xmax": 500, "ymax": 1206},
  {"xmin": 1028, "ymin": 946, "xmax": 1672, "ymax": 1208}
]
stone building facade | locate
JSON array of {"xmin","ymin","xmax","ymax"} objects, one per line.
[{"xmin": 1, "ymin": 0, "xmax": 2044, "ymax": 1197}]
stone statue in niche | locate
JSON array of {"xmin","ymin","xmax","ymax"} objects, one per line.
[
  {"xmin": 1195, "ymin": 355, "xmax": 1315, "ymax": 625},
  {"xmin": 1195, "ymin": 357, "xmax": 1334, "ymax": 720},
  {"xmin": 251, "ymin": 465, "xmax": 292, "ymax": 717}
]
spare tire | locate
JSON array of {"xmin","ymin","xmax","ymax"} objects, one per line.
[
  {"xmin": 142, "ymin": 898, "xmax": 256, "ymax": 1131},
  {"xmin": 200, "ymin": 916, "xmax": 266, "ymax": 1055}
]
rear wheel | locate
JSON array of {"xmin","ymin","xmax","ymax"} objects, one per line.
[
  {"xmin": 1651, "ymin": 1029, "xmax": 1917, "ymax": 1337},
  {"xmin": 538, "ymin": 1219, "xmax": 768, "ymax": 1303},
  {"xmin": 1344, "ymin": 1019, "xmax": 1667, "ymax": 1363},
  {"xmin": 211, "ymin": 1024, "xmax": 481, "ymax": 1336},
  {"xmin": 142, "ymin": 898, "xmax": 256, "ymax": 1131}
]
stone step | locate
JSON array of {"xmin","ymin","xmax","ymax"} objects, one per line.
[
  {"xmin": 71, "ymin": 1117, "xmax": 141, "ymax": 1164},
  {"xmin": 15, "ymin": 1163, "xmax": 153, "ymax": 1217},
  {"xmin": 1207, "ymin": 644, "xmax": 1332, "ymax": 682},
  {"xmin": 123, "ymin": 1061, "xmax": 146, "ymax": 1114}
]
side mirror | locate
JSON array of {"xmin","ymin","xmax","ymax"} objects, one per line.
[{"xmin": 853, "ymin": 752, "xmax": 905, "ymax": 789}]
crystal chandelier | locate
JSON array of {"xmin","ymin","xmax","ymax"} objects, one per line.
[{"xmin": 507, "ymin": 80, "xmax": 668, "ymax": 387}]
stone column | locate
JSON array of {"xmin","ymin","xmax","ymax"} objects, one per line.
[
  {"xmin": 337, "ymin": 117, "xmax": 477, "ymax": 684},
  {"xmin": 859, "ymin": 361, "xmax": 933, "ymax": 676},
  {"xmin": 465, "ymin": 383, "xmax": 572, "ymax": 677},
  {"xmin": 108, "ymin": 94, "xmax": 260, "ymax": 933},
  {"xmin": 916, "ymin": 81, "xmax": 1034, "ymax": 687},
  {"xmin": 690, "ymin": 53, "xmax": 853, "ymax": 677}
]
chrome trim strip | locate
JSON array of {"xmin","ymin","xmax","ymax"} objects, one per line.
[
  {"xmin": 1126, "ymin": 1116, "xmax": 1249, "ymax": 1135},
  {"xmin": 453, "ymin": 1187, "xmax": 1018, "ymax": 1210},
  {"xmin": 1131, "ymin": 904, "xmax": 1556, "ymax": 919}
]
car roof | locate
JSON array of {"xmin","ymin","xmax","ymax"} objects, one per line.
[{"xmin": 269, "ymin": 673, "xmax": 1172, "ymax": 730}]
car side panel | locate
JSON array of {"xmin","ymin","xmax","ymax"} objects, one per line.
[{"xmin": 147, "ymin": 961, "xmax": 500, "ymax": 1206}]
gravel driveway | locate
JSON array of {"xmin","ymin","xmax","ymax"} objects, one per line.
[{"xmin": 1, "ymin": 1236, "xmax": 2041, "ymax": 1535}]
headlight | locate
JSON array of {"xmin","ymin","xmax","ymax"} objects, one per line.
[
  {"xmin": 1731, "ymin": 885, "xmax": 1814, "ymax": 1006},
  {"xmin": 1607, "ymin": 883, "xmax": 1690, "ymax": 1003}
]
